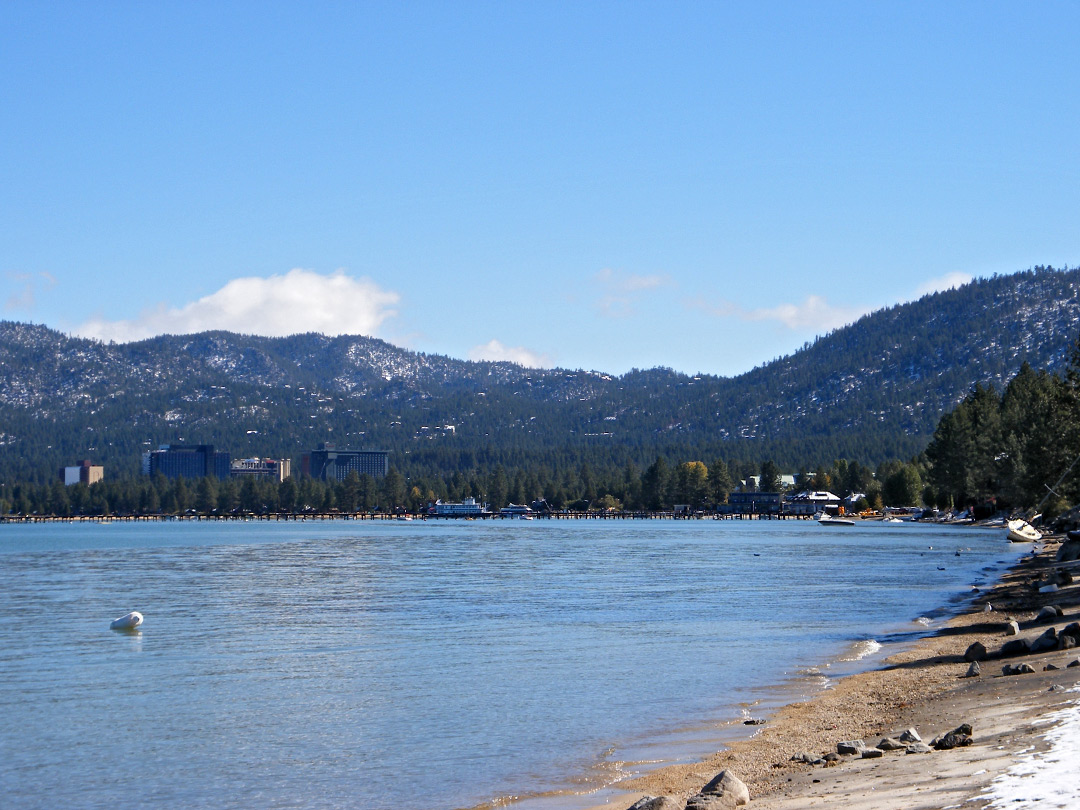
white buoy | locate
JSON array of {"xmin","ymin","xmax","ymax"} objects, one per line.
[{"xmin": 110, "ymin": 611, "xmax": 143, "ymax": 630}]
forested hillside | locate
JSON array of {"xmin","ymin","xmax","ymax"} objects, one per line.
[{"xmin": 1, "ymin": 266, "xmax": 1078, "ymax": 487}]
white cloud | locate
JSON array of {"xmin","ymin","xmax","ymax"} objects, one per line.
[
  {"xmin": 75, "ymin": 269, "xmax": 400, "ymax": 343},
  {"xmin": 594, "ymin": 268, "xmax": 671, "ymax": 316},
  {"xmin": 692, "ymin": 295, "xmax": 869, "ymax": 332},
  {"xmin": 5, "ymin": 271, "xmax": 56, "ymax": 312},
  {"xmin": 468, "ymin": 339, "xmax": 551, "ymax": 368},
  {"xmin": 743, "ymin": 295, "xmax": 870, "ymax": 331},
  {"xmin": 913, "ymin": 272, "xmax": 973, "ymax": 298}
]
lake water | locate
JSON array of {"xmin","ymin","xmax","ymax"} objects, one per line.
[{"xmin": 0, "ymin": 519, "xmax": 1020, "ymax": 810}]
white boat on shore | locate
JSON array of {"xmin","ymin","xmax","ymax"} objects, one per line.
[{"xmin": 1007, "ymin": 519, "xmax": 1042, "ymax": 543}]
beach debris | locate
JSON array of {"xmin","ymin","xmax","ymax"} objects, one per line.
[
  {"xmin": 1049, "ymin": 683, "xmax": 1066, "ymax": 692},
  {"xmin": 685, "ymin": 769, "xmax": 750, "ymax": 809},
  {"xmin": 836, "ymin": 740, "xmax": 866, "ymax": 756},
  {"xmin": 110, "ymin": 611, "xmax": 143, "ymax": 631},
  {"xmin": 742, "ymin": 718, "xmax": 766, "ymax": 726},
  {"xmin": 1002, "ymin": 662, "xmax": 1037, "ymax": 676},
  {"xmin": 1037, "ymin": 605, "xmax": 1065, "ymax": 622},
  {"xmin": 627, "ymin": 796, "xmax": 682, "ymax": 810},
  {"xmin": 1004, "ymin": 620, "xmax": 1021, "ymax": 636},
  {"xmin": 964, "ymin": 661, "xmax": 982, "ymax": 678},
  {"xmin": 878, "ymin": 737, "xmax": 906, "ymax": 750},
  {"xmin": 898, "ymin": 728, "xmax": 922, "ymax": 743},
  {"xmin": 1039, "ymin": 583, "xmax": 1060, "ymax": 593},
  {"xmin": 964, "ymin": 641, "xmax": 987, "ymax": 662},
  {"xmin": 905, "ymin": 742, "xmax": 933, "ymax": 754},
  {"xmin": 1030, "ymin": 627, "xmax": 1059, "ymax": 654},
  {"xmin": 1001, "ymin": 637, "xmax": 1032, "ymax": 657},
  {"xmin": 932, "ymin": 724, "xmax": 973, "ymax": 750},
  {"xmin": 861, "ymin": 747, "xmax": 884, "ymax": 758}
]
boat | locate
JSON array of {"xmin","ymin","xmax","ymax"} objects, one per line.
[
  {"xmin": 110, "ymin": 611, "xmax": 143, "ymax": 631},
  {"xmin": 1007, "ymin": 519, "xmax": 1042, "ymax": 543},
  {"xmin": 395, "ymin": 515, "xmax": 413, "ymax": 522},
  {"xmin": 816, "ymin": 512, "xmax": 855, "ymax": 526}
]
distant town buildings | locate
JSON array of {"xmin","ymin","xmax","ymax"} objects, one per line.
[
  {"xmin": 143, "ymin": 444, "xmax": 230, "ymax": 480},
  {"xmin": 229, "ymin": 457, "xmax": 292, "ymax": 482},
  {"xmin": 59, "ymin": 459, "xmax": 103, "ymax": 486},
  {"xmin": 301, "ymin": 444, "xmax": 389, "ymax": 481}
]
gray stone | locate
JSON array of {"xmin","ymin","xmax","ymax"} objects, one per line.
[
  {"xmin": 1057, "ymin": 540, "xmax": 1080, "ymax": 563},
  {"xmin": 1049, "ymin": 684, "xmax": 1066, "ymax": 693},
  {"xmin": 964, "ymin": 660, "xmax": 982, "ymax": 678},
  {"xmin": 1030, "ymin": 627, "xmax": 1059, "ymax": 654},
  {"xmin": 1068, "ymin": 658, "xmax": 1080, "ymax": 668},
  {"xmin": 1003, "ymin": 662, "xmax": 1037, "ymax": 676},
  {"xmin": 628, "ymin": 797, "xmax": 683, "ymax": 810},
  {"xmin": 823, "ymin": 752, "xmax": 841, "ymax": 763},
  {"xmin": 932, "ymin": 732, "xmax": 972, "ymax": 750},
  {"xmin": 861, "ymin": 747, "xmax": 884, "ymax": 758},
  {"xmin": 905, "ymin": 742, "xmax": 933, "ymax": 754},
  {"xmin": 1060, "ymin": 635, "xmax": 1077, "ymax": 651},
  {"xmin": 836, "ymin": 740, "xmax": 866, "ymax": 755},
  {"xmin": 964, "ymin": 641, "xmax": 987, "ymax": 661},
  {"xmin": 1036, "ymin": 606, "xmax": 1060, "ymax": 623},
  {"xmin": 1005, "ymin": 620, "xmax": 1021, "ymax": 636},
  {"xmin": 1001, "ymin": 638, "xmax": 1032, "ymax": 657},
  {"xmin": 790, "ymin": 752, "xmax": 819, "ymax": 763},
  {"xmin": 1062, "ymin": 622, "xmax": 1080, "ymax": 641},
  {"xmin": 878, "ymin": 737, "xmax": 906, "ymax": 750},
  {"xmin": 685, "ymin": 770, "xmax": 750, "ymax": 810},
  {"xmin": 898, "ymin": 728, "xmax": 922, "ymax": 743},
  {"xmin": 1045, "ymin": 663, "xmax": 1060, "ymax": 671}
]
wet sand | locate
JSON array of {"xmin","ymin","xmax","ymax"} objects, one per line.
[{"xmin": 582, "ymin": 532, "xmax": 1080, "ymax": 810}]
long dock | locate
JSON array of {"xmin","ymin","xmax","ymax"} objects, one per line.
[{"xmin": 0, "ymin": 509, "xmax": 814, "ymax": 524}]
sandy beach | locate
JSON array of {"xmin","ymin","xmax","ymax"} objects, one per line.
[{"xmin": 581, "ymin": 529, "xmax": 1080, "ymax": 810}]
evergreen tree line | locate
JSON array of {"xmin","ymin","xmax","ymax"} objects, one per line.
[
  {"xmin": 1, "ymin": 451, "xmax": 929, "ymax": 518},
  {"xmin": 924, "ymin": 342, "xmax": 1080, "ymax": 515}
]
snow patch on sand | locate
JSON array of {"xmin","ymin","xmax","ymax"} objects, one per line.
[{"xmin": 981, "ymin": 686, "xmax": 1080, "ymax": 809}]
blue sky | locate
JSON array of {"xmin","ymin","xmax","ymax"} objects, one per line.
[{"xmin": 2, "ymin": 2, "xmax": 1078, "ymax": 377}]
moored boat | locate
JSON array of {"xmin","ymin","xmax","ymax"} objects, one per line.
[{"xmin": 816, "ymin": 512, "xmax": 855, "ymax": 526}]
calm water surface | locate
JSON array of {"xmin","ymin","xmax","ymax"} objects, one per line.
[{"xmin": 0, "ymin": 519, "xmax": 1019, "ymax": 809}]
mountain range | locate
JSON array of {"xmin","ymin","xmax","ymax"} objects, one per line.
[{"xmin": 1, "ymin": 265, "xmax": 1078, "ymax": 484}]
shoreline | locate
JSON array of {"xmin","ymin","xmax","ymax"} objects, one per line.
[{"xmin": 552, "ymin": 529, "xmax": 1080, "ymax": 810}]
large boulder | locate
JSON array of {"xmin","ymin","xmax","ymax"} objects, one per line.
[
  {"xmin": 964, "ymin": 641, "xmax": 987, "ymax": 661},
  {"xmin": 1030, "ymin": 627, "xmax": 1059, "ymax": 654},
  {"xmin": 1057, "ymin": 538, "xmax": 1080, "ymax": 563},
  {"xmin": 1004, "ymin": 620, "xmax": 1021, "ymax": 636},
  {"xmin": 685, "ymin": 770, "xmax": 750, "ymax": 809},
  {"xmin": 1036, "ymin": 605, "xmax": 1064, "ymax": 623},
  {"xmin": 836, "ymin": 739, "xmax": 866, "ymax": 755},
  {"xmin": 1001, "ymin": 638, "xmax": 1032, "ymax": 657}
]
